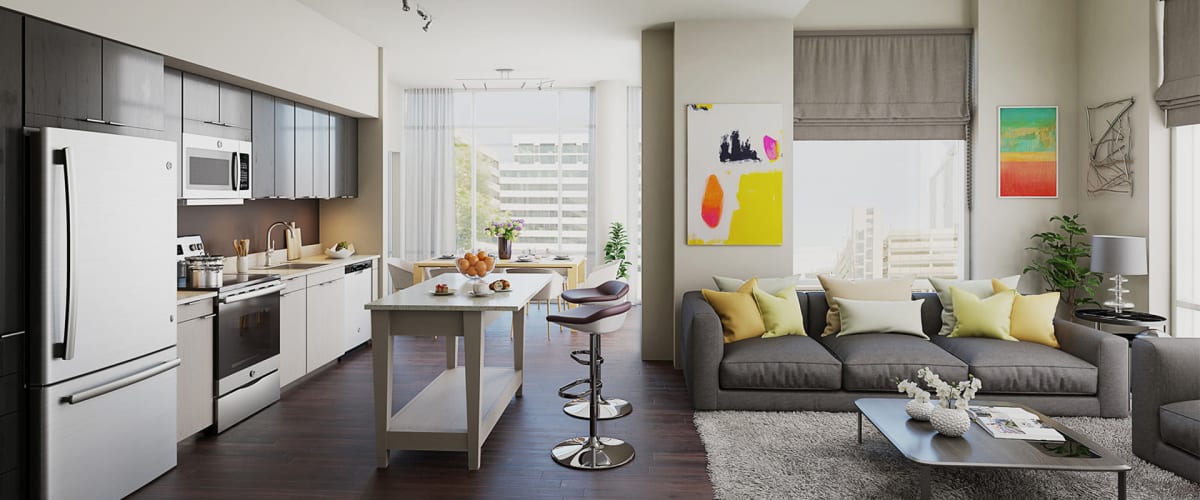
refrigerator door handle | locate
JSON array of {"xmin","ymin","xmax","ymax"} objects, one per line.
[
  {"xmin": 60, "ymin": 146, "xmax": 79, "ymax": 360},
  {"xmin": 64, "ymin": 358, "xmax": 182, "ymax": 405}
]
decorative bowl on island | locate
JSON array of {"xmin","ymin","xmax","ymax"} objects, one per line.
[{"xmin": 455, "ymin": 250, "xmax": 497, "ymax": 280}]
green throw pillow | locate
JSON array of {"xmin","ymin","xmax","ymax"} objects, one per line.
[
  {"xmin": 948, "ymin": 287, "xmax": 1018, "ymax": 341},
  {"xmin": 751, "ymin": 287, "xmax": 807, "ymax": 338}
]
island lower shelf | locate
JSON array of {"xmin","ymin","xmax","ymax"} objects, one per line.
[{"xmin": 384, "ymin": 366, "xmax": 522, "ymax": 452}]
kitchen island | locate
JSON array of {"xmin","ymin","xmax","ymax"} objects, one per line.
[{"xmin": 366, "ymin": 273, "xmax": 550, "ymax": 470}]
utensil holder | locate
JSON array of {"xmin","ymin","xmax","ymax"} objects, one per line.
[{"xmin": 236, "ymin": 256, "xmax": 248, "ymax": 274}]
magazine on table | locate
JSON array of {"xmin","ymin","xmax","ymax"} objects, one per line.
[{"xmin": 968, "ymin": 406, "xmax": 1066, "ymax": 442}]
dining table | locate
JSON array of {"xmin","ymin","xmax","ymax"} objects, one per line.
[
  {"xmin": 366, "ymin": 272, "xmax": 551, "ymax": 470},
  {"xmin": 411, "ymin": 255, "xmax": 587, "ymax": 291}
]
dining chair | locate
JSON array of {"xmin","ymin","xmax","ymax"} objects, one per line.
[
  {"xmin": 505, "ymin": 268, "xmax": 565, "ymax": 340},
  {"xmin": 580, "ymin": 261, "xmax": 621, "ymax": 289},
  {"xmin": 386, "ymin": 257, "xmax": 427, "ymax": 292}
]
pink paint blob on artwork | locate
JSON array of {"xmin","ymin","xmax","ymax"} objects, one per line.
[
  {"xmin": 763, "ymin": 135, "xmax": 780, "ymax": 162},
  {"xmin": 701, "ymin": 175, "xmax": 723, "ymax": 228}
]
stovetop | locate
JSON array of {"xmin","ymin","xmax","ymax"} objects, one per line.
[{"xmin": 178, "ymin": 273, "xmax": 280, "ymax": 292}]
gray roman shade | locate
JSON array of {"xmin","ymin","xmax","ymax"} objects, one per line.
[
  {"xmin": 794, "ymin": 30, "xmax": 972, "ymax": 140},
  {"xmin": 1157, "ymin": 0, "xmax": 1200, "ymax": 127}
]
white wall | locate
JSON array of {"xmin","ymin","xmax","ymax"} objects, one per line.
[
  {"xmin": 591, "ymin": 81, "xmax": 630, "ymax": 272},
  {"xmin": 794, "ymin": 0, "xmax": 972, "ymax": 30},
  {"xmin": 1077, "ymin": 0, "xmax": 1171, "ymax": 318},
  {"xmin": 670, "ymin": 20, "xmax": 795, "ymax": 362},
  {"xmin": 972, "ymin": 0, "xmax": 1081, "ymax": 292},
  {"xmin": 0, "ymin": 0, "xmax": 379, "ymax": 117}
]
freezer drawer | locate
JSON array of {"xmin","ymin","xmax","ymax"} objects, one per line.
[{"xmin": 32, "ymin": 347, "xmax": 179, "ymax": 500}]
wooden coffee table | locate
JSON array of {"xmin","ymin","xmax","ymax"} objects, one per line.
[{"xmin": 855, "ymin": 398, "xmax": 1131, "ymax": 500}]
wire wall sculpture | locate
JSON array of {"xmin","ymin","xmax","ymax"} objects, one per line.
[{"xmin": 1086, "ymin": 97, "xmax": 1135, "ymax": 196}]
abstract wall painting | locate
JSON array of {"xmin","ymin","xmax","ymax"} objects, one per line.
[
  {"xmin": 686, "ymin": 103, "xmax": 784, "ymax": 245},
  {"xmin": 998, "ymin": 106, "xmax": 1058, "ymax": 198}
]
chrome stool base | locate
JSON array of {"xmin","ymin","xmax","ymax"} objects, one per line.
[
  {"xmin": 551, "ymin": 436, "xmax": 635, "ymax": 470},
  {"xmin": 563, "ymin": 397, "xmax": 632, "ymax": 420}
]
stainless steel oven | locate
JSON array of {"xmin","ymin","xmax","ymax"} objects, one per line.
[
  {"xmin": 181, "ymin": 133, "xmax": 251, "ymax": 202},
  {"xmin": 213, "ymin": 276, "xmax": 283, "ymax": 432}
]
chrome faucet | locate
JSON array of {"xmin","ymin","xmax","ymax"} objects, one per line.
[{"xmin": 266, "ymin": 221, "xmax": 288, "ymax": 267}]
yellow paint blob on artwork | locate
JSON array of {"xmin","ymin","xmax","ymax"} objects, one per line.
[{"xmin": 725, "ymin": 171, "xmax": 783, "ymax": 245}]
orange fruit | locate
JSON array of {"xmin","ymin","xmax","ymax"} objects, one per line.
[
  {"xmin": 466, "ymin": 253, "xmax": 478, "ymax": 264},
  {"xmin": 456, "ymin": 258, "xmax": 470, "ymax": 272},
  {"xmin": 474, "ymin": 261, "xmax": 488, "ymax": 274},
  {"xmin": 483, "ymin": 256, "xmax": 495, "ymax": 269},
  {"xmin": 476, "ymin": 250, "xmax": 487, "ymax": 260}
]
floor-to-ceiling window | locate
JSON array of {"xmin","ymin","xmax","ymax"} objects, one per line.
[
  {"xmin": 453, "ymin": 90, "xmax": 592, "ymax": 255},
  {"xmin": 792, "ymin": 140, "xmax": 967, "ymax": 287},
  {"xmin": 1173, "ymin": 126, "xmax": 1200, "ymax": 334}
]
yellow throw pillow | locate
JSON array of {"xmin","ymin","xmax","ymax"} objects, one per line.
[
  {"xmin": 702, "ymin": 278, "xmax": 767, "ymax": 344},
  {"xmin": 752, "ymin": 287, "xmax": 807, "ymax": 338},
  {"xmin": 817, "ymin": 275, "xmax": 914, "ymax": 336},
  {"xmin": 992, "ymin": 280, "xmax": 1061, "ymax": 348},
  {"xmin": 948, "ymin": 286, "xmax": 1018, "ymax": 341}
]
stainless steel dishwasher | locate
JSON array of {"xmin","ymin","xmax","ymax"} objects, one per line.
[{"xmin": 343, "ymin": 261, "xmax": 373, "ymax": 351}]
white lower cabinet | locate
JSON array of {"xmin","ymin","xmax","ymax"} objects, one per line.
[
  {"xmin": 279, "ymin": 276, "xmax": 308, "ymax": 387},
  {"xmin": 176, "ymin": 300, "xmax": 214, "ymax": 441},
  {"xmin": 306, "ymin": 272, "xmax": 346, "ymax": 371}
]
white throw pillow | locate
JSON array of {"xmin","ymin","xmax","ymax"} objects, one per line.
[
  {"xmin": 835, "ymin": 298, "xmax": 928, "ymax": 339},
  {"xmin": 929, "ymin": 276, "xmax": 1020, "ymax": 336},
  {"xmin": 713, "ymin": 274, "xmax": 801, "ymax": 294}
]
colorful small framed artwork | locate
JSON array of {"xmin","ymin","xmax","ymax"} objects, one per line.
[
  {"xmin": 686, "ymin": 103, "xmax": 784, "ymax": 246},
  {"xmin": 998, "ymin": 106, "xmax": 1058, "ymax": 198}
]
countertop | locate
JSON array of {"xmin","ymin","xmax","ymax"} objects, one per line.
[
  {"xmin": 366, "ymin": 273, "xmax": 548, "ymax": 312},
  {"xmin": 176, "ymin": 253, "xmax": 380, "ymax": 305}
]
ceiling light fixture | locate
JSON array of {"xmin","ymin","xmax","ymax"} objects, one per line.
[
  {"xmin": 456, "ymin": 69, "xmax": 555, "ymax": 91},
  {"xmin": 401, "ymin": 0, "xmax": 410, "ymax": 11},
  {"xmin": 401, "ymin": 1, "xmax": 430, "ymax": 32}
]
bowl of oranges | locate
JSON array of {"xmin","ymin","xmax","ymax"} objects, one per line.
[{"xmin": 456, "ymin": 250, "xmax": 496, "ymax": 280}]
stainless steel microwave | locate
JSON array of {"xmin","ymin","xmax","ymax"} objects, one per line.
[{"xmin": 181, "ymin": 133, "xmax": 251, "ymax": 203}]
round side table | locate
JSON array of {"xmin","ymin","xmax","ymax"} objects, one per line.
[{"xmin": 1074, "ymin": 309, "xmax": 1167, "ymax": 342}]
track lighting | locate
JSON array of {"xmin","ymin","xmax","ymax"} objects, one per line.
[
  {"xmin": 422, "ymin": 18, "xmax": 432, "ymax": 32},
  {"xmin": 401, "ymin": 1, "xmax": 430, "ymax": 32},
  {"xmin": 401, "ymin": 0, "xmax": 410, "ymax": 12}
]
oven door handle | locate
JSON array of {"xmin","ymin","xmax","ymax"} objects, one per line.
[{"xmin": 221, "ymin": 283, "xmax": 286, "ymax": 304}]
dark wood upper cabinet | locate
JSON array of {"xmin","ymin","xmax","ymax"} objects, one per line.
[
  {"xmin": 313, "ymin": 109, "xmax": 330, "ymax": 199},
  {"xmin": 251, "ymin": 92, "xmax": 275, "ymax": 199},
  {"xmin": 25, "ymin": 18, "xmax": 164, "ymax": 133},
  {"xmin": 182, "ymin": 73, "xmax": 219, "ymax": 124},
  {"xmin": 273, "ymin": 98, "xmax": 295, "ymax": 199},
  {"xmin": 101, "ymin": 39, "xmax": 163, "ymax": 130},
  {"xmin": 219, "ymin": 84, "xmax": 251, "ymax": 129},
  {"xmin": 24, "ymin": 17, "xmax": 103, "ymax": 124},
  {"xmin": 1, "ymin": 9, "xmax": 25, "ymax": 336},
  {"xmin": 163, "ymin": 68, "xmax": 183, "ymax": 198},
  {"xmin": 294, "ymin": 104, "xmax": 314, "ymax": 198}
]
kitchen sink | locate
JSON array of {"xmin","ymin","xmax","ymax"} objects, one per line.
[{"xmin": 258, "ymin": 263, "xmax": 327, "ymax": 270}]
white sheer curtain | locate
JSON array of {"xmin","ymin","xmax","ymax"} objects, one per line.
[{"xmin": 399, "ymin": 89, "xmax": 456, "ymax": 261}]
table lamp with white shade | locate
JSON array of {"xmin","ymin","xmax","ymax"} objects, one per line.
[{"xmin": 1089, "ymin": 235, "xmax": 1147, "ymax": 313}]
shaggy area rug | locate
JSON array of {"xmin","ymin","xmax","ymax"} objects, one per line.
[{"xmin": 693, "ymin": 411, "xmax": 1200, "ymax": 499}]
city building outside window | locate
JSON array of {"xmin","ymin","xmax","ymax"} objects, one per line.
[
  {"xmin": 793, "ymin": 140, "xmax": 967, "ymax": 289},
  {"xmin": 454, "ymin": 90, "xmax": 592, "ymax": 255}
]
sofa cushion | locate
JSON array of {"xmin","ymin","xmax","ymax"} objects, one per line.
[
  {"xmin": 1160, "ymin": 400, "xmax": 1200, "ymax": 457},
  {"xmin": 931, "ymin": 336, "xmax": 1097, "ymax": 395},
  {"xmin": 720, "ymin": 336, "xmax": 841, "ymax": 390},
  {"xmin": 804, "ymin": 292, "xmax": 944, "ymax": 339},
  {"xmin": 818, "ymin": 333, "xmax": 967, "ymax": 392}
]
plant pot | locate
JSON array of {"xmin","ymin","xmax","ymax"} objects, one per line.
[
  {"xmin": 905, "ymin": 399, "xmax": 935, "ymax": 421},
  {"xmin": 930, "ymin": 406, "xmax": 971, "ymax": 437},
  {"xmin": 497, "ymin": 237, "xmax": 512, "ymax": 260}
]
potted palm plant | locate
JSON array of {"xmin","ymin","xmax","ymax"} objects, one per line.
[{"xmin": 604, "ymin": 222, "xmax": 630, "ymax": 280}]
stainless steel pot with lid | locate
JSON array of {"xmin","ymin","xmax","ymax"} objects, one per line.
[{"xmin": 186, "ymin": 255, "xmax": 224, "ymax": 288}]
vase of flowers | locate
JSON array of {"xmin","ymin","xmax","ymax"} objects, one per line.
[
  {"xmin": 483, "ymin": 218, "xmax": 524, "ymax": 260},
  {"xmin": 917, "ymin": 367, "xmax": 982, "ymax": 437},
  {"xmin": 897, "ymin": 380, "xmax": 934, "ymax": 421}
]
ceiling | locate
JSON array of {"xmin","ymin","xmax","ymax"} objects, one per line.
[{"xmin": 299, "ymin": 0, "xmax": 811, "ymax": 89}]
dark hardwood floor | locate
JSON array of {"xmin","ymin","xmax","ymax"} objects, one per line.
[{"xmin": 132, "ymin": 305, "xmax": 714, "ymax": 499}]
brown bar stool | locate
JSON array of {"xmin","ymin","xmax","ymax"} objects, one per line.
[
  {"xmin": 548, "ymin": 302, "xmax": 635, "ymax": 470},
  {"xmin": 558, "ymin": 280, "xmax": 632, "ymax": 420}
]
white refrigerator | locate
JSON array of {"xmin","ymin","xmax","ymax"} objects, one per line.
[{"xmin": 28, "ymin": 128, "xmax": 179, "ymax": 499}]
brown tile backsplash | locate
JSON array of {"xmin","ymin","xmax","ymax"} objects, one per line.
[{"xmin": 178, "ymin": 199, "xmax": 320, "ymax": 255}]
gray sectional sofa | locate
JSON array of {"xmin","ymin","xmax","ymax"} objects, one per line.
[
  {"xmin": 681, "ymin": 291, "xmax": 1130, "ymax": 417},
  {"xmin": 1132, "ymin": 337, "xmax": 1200, "ymax": 482}
]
